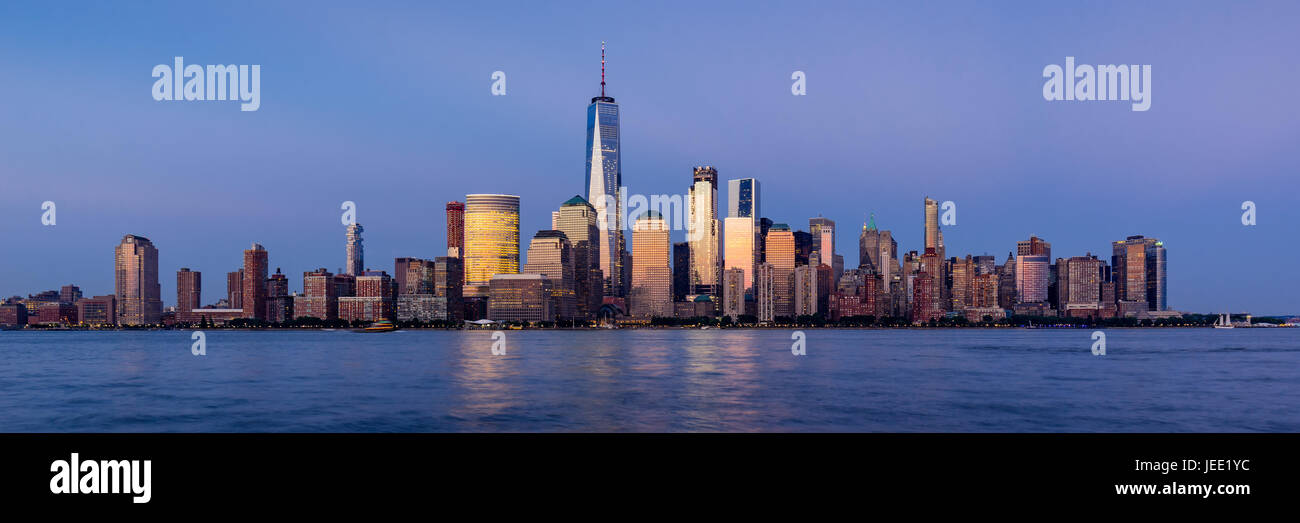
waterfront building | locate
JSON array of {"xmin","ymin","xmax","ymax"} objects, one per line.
[
  {"xmin": 464, "ymin": 194, "xmax": 521, "ymax": 299},
  {"xmin": 114, "ymin": 235, "xmax": 162, "ymax": 325}
]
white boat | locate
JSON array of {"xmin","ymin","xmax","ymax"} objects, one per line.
[{"xmin": 1214, "ymin": 311, "xmax": 1234, "ymax": 329}]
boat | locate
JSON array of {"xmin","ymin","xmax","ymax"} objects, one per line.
[
  {"xmin": 357, "ymin": 320, "xmax": 398, "ymax": 333},
  {"xmin": 1213, "ymin": 311, "xmax": 1234, "ymax": 329}
]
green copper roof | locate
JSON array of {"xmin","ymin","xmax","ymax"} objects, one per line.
[
  {"xmin": 561, "ymin": 195, "xmax": 590, "ymax": 207},
  {"xmin": 866, "ymin": 212, "xmax": 877, "ymax": 231}
]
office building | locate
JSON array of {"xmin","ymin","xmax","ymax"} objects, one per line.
[{"xmin": 115, "ymin": 234, "xmax": 162, "ymax": 325}]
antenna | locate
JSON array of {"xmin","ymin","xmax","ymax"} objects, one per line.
[{"xmin": 600, "ymin": 41, "xmax": 606, "ymax": 97}]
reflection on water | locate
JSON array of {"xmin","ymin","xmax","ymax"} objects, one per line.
[{"xmin": 0, "ymin": 329, "xmax": 1298, "ymax": 432}]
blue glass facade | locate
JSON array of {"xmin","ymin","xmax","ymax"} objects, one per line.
[{"xmin": 585, "ymin": 96, "xmax": 623, "ymax": 296}]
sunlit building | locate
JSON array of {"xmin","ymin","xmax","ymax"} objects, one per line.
[
  {"xmin": 115, "ymin": 234, "xmax": 162, "ymax": 325},
  {"xmin": 630, "ymin": 211, "xmax": 673, "ymax": 318},
  {"xmin": 586, "ymin": 45, "xmax": 625, "ymax": 298},
  {"xmin": 1112, "ymin": 235, "xmax": 1167, "ymax": 311},
  {"xmin": 464, "ymin": 194, "xmax": 521, "ymax": 299},
  {"xmin": 688, "ymin": 166, "xmax": 721, "ymax": 297}
]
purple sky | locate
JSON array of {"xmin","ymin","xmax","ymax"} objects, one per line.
[{"xmin": 0, "ymin": 1, "xmax": 1296, "ymax": 314}]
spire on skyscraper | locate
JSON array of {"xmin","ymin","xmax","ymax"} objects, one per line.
[{"xmin": 600, "ymin": 41, "xmax": 606, "ymax": 97}]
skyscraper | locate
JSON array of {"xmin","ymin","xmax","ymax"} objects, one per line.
[
  {"xmin": 723, "ymin": 217, "xmax": 757, "ymax": 291},
  {"xmin": 446, "ymin": 201, "xmax": 465, "ymax": 258},
  {"xmin": 1015, "ymin": 254, "xmax": 1050, "ymax": 304},
  {"xmin": 114, "ymin": 234, "xmax": 161, "ymax": 325},
  {"xmin": 464, "ymin": 194, "xmax": 521, "ymax": 298},
  {"xmin": 793, "ymin": 264, "xmax": 818, "ymax": 316},
  {"xmin": 227, "ymin": 269, "xmax": 243, "ymax": 309},
  {"xmin": 924, "ymin": 197, "xmax": 943, "ymax": 252},
  {"xmin": 266, "ymin": 268, "xmax": 293, "ymax": 323},
  {"xmin": 242, "ymin": 243, "xmax": 269, "ymax": 320},
  {"xmin": 723, "ymin": 177, "xmax": 760, "ymax": 291},
  {"xmin": 766, "ymin": 224, "xmax": 796, "ymax": 317},
  {"xmin": 672, "ymin": 242, "xmax": 690, "ymax": 303},
  {"xmin": 523, "ymin": 230, "xmax": 577, "ymax": 320},
  {"xmin": 1059, "ymin": 254, "xmax": 1104, "ymax": 317},
  {"xmin": 345, "ymin": 223, "xmax": 364, "ymax": 276},
  {"xmin": 1017, "ymin": 235, "xmax": 1052, "ymax": 259},
  {"xmin": 721, "ymin": 268, "xmax": 746, "ymax": 320},
  {"xmin": 688, "ymin": 166, "xmax": 721, "ymax": 297},
  {"xmin": 585, "ymin": 42, "xmax": 625, "ymax": 298},
  {"xmin": 727, "ymin": 178, "xmax": 760, "ymax": 219},
  {"xmin": 809, "ymin": 217, "xmax": 835, "ymax": 263},
  {"xmin": 1112, "ymin": 235, "xmax": 1167, "ymax": 311},
  {"xmin": 554, "ymin": 195, "xmax": 601, "ymax": 319},
  {"xmin": 755, "ymin": 262, "xmax": 775, "ymax": 322},
  {"xmin": 176, "ymin": 268, "xmax": 200, "ymax": 321},
  {"xmin": 630, "ymin": 211, "xmax": 672, "ymax": 318}
]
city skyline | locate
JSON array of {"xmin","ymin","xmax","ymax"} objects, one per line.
[{"xmin": 0, "ymin": 2, "xmax": 1295, "ymax": 314}]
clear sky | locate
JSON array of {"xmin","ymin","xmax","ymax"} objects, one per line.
[{"xmin": 0, "ymin": 1, "xmax": 1296, "ymax": 314}]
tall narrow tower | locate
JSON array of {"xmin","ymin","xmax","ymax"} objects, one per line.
[{"xmin": 585, "ymin": 41, "xmax": 624, "ymax": 297}]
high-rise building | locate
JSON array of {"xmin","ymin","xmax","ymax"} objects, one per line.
[
  {"xmin": 1016, "ymin": 254, "xmax": 1050, "ymax": 304},
  {"xmin": 723, "ymin": 217, "xmax": 757, "ymax": 291},
  {"xmin": 1112, "ymin": 235, "xmax": 1166, "ymax": 311},
  {"xmin": 176, "ymin": 268, "xmax": 200, "ymax": 319},
  {"xmin": 345, "ymin": 223, "xmax": 364, "ymax": 276},
  {"xmin": 688, "ymin": 166, "xmax": 721, "ymax": 297},
  {"xmin": 227, "ymin": 269, "xmax": 243, "ymax": 309},
  {"xmin": 114, "ymin": 234, "xmax": 162, "ymax": 325},
  {"xmin": 523, "ymin": 230, "xmax": 577, "ymax": 320},
  {"xmin": 721, "ymin": 268, "xmax": 746, "ymax": 320},
  {"xmin": 766, "ymin": 224, "xmax": 796, "ymax": 317},
  {"xmin": 755, "ymin": 262, "xmax": 775, "ymax": 322},
  {"xmin": 1059, "ymin": 254, "xmax": 1104, "ymax": 317},
  {"xmin": 434, "ymin": 256, "xmax": 464, "ymax": 322},
  {"xmin": 911, "ymin": 271, "xmax": 940, "ymax": 323},
  {"xmin": 924, "ymin": 197, "xmax": 943, "ymax": 252},
  {"xmin": 922, "ymin": 198, "xmax": 949, "ymax": 311},
  {"xmin": 464, "ymin": 194, "xmax": 521, "ymax": 298},
  {"xmin": 809, "ymin": 216, "xmax": 835, "ymax": 265},
  {"xmin": 672, "ymin": 242, "xmax": 690, "ymax": 303},
  {"xmin": 793, "ymin": 264, "xmax": 818, "ymax": 316},
  {"xmin": 630, "ymin": 212, "xmax": 672, "ymax": 318},
  {"xmin": 950, "ymin": 255, "xmax": 974, "ymax": 311},
  {"xmin": 554, "ymin": 195, "xmax": 601, "ymax": 319},
  {"xmin": 242, "ymin": 243, "xmax": 269, "ymax": 320},
  {"xmin": 973, "ymin": 272, "xmax": 1000, "ymax": 308},
  {"xmin": 446, "ymin": 201, "xmax": 465, "ymax": 258},
  {"xmin": 296, "ymin": 268, "xmax": 338, "ymax": 320},
  {"xmin": 727, "ymin": 177, "xmax": 760, "ymax": 219},
  {"xmin": 997, "ymin": 252, "xmax": 1017, "ymax": 308},
  {"xmin": 265, "ymin": 268, "xmax": 293, "ymax": 323},
  {"xmin": 1017, "ymin": 235, "xmax": 1052, "ymax": 259},
  {"xmin": 585, "ymin": 43, "xmax": 625, "ymax": 298}
]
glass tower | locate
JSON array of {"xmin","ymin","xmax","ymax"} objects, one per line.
[{"xmin": 586, "ymin": 43, "xmax": 624, "ymax": 298}]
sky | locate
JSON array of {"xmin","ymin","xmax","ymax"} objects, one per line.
[{"xmin": 0, "ymin": 1, "xmax": 1296, "ymax": 314}]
